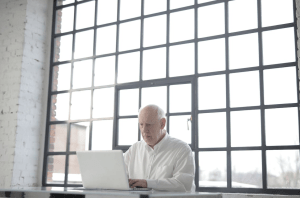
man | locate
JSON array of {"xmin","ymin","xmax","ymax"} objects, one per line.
[{"xmin": 124, "ymin": 104, "xmax": 195, "ymax": 192}]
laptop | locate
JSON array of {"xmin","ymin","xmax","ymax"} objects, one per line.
[{"xmin": 76, "ymin": 150, "xmax": 151, "ymax": 191}]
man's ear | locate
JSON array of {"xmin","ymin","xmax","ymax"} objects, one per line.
[{"xmin": 160, "ymin": 118, "xmax": 166, "ymax": 129}]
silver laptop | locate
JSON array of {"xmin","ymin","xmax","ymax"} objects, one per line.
[{"xmin": 76, "ymin": 150, "xmax": 151, "ymax": 191}]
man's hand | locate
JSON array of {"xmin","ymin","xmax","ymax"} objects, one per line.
[{"xmin": 129, "ymin": 179, "xmax": 147, "ymax": 188}]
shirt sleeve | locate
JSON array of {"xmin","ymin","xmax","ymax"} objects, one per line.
[
  {"xmin": 146, "ymin": 145, "xmax": 195, "ymax": 192},
  {"xmin": 123, "ymin": 146, "xmax": 132, "ymax": 177}
]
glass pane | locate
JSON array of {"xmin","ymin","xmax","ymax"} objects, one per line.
[
  {"xmin": 198, "ymin": 38, "xmax": 226, "ymax": 73},
  {"xmin": 169, "ymin": 115, "xmax": 191, "ymax": 144},
  {"xmin": 52, "ymin": 64, "xmax": 71, "ymax": 91},
  {"xmin": 51, "ymin": 93, "xmax": 69, "ymax": 121},
  {"xmin": 198, "ymin": 112, "xmax": 226, "ymax": 148},
  {"xmin": 74, "ymin": 30, "xmax": 94, "ymax": 59},
  {"xmin": 143, "ymin": 47, "xmax": 166, "ymax": 80},
  {"xmin": 170, "ymin": 9, "xmax": 194, "ymax": 43},
  {"xmin": 265, "ymin": 107, "xmax": 299, "ymax": 146},
  {"xmin": 70, "ymin": 122, "xmax": 89, "ymax": 151},
  {"xmin": 48, "ymin": 124, "xmax": 67, "ymax": 152},
  {"xmin": 170, "ymin": 0, "xmax": 194, "ymax": 10},
  {"xmin": 70, "ymin": 90, "xmax": 91, "ymax": 120},
  {"xmin": 262, "ymin": 27, "xmax": 296, "ymax": 65},
  {"xmin": 76, "ymin": 1, "xmax": 95, "ymax": 30},
  {"xmin": 72, "ymin": 60, "xmax": 93, "ymax": 89},
  {"xmin": 199, "ymin": 151, "xmax": 227, "ymax": 187},
  {"xmin": 96, "ymin": 25, "xmax": 116, "ymax": 55},
  {"xmin": 57, "ymin": 0, "xmax": 74, "ymax": 6},
  {"xmin": 97, "ymin": 0, "xmax": 118, "ymax": 25},
  {"xmin": 170, "ymin": 84, "xmax": 191, "ymax": 113},
  {"xmin": 119, "ymin": 89, "xmax": 139, "ymax": 116},
  {"xmin": 198, "ymin": 3, "xmax": 224, "ymax": 38},
  {"xmin": 120, "ymin": 0, "xmax": 141, "ymax": 20},
  {"xmin": 264, "ymin": 67, "xmax": 297, "ymax": 105},
  {"xmin": 143, "ymin": 15, "xmax": 166, "ymax": 47},
  {"xmin": 231, "ymin": 110, "xmax": 261, "ymax": 147},
  {"xmin": 141, "ymin": 86, "xmax": 167, "ymax": 113},
  {"xmin": 261, "ymin": 0, "xmax": 294, "ymax": 27},
  {"xmin": 54, "ymin": 35, "xmax": 73, "ymax": 62},
  {"xmin": 117, "ymin": 51, "xmax": 140, "ymax": 83},
  {"xmin": 198, "ymin": 75, "xmax": 226, "ymax": 110},
  {"xmin": 267, "ymin": 150, "xmax": 300, "ymax": 189},
  {"xmin": 144, "ymin": 0, "xmax": 166, "ymax": 15},
  {"xmin": 93, "ymin": 88, "xmax": 114, "ymax": 118},
  {"xmin": 68, "ymin": 155, "xmax": 82, "ymax": 184},
  {"xmin": 198, "ymin": 0, "xmax": 216, "ymax": 3},
  {"xmin": 232, "ymin": 151, "xmax": 262, "ymax": 188},
  {"xmin": 119, "ymin": 20, "xmax": 141, "ymax": 51},
  {"xmin": 230, "ymin": 71, "xmax": 260, "ymax": 108},
  {"xmin": 55, "ymin": 7, "xmax": 74, "ymax": 34},
  {"xmin": 92, "ymin": 120, "xmax": 113, "ymax": 150},
  {"xmin": 229, "ymin": 33, "xmax": 259, "ymax": 69},
  {"xmin": 119, "ymin": 118, "xmax": 138, "ymax": 145},
  {"xmin": 94, "ymin": 56, "xmax": 115, "ymax": 86},
  {"xmin": 46, "ymin": 155, "xmax": 65, "ymax": 184},
  {"xmin": 228, "ymin": 0, "xmax": 257, "ymax": 33}
]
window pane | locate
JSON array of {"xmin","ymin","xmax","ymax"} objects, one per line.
[
  {"xmin": 232, "ymin": 151, "xmax": 262, "ymax": 188},
  {"xmin": 51, "ymin": 93, "xmax": 69, "ymax": 121},
  {"xmin": 52, "ymin": 64, "xmax": 71, "ymax": 91},
  {"xmin": 198, "ymin": 38, "xmax": 226, "ymax": 73},
  {"xmin": 119, "ymin": 20, "xmax": 141, "ymax": 51},
  {"xmin": 142, "ymin": 86, "xmax": 167, "ymax": 114},
  {"xmin": 55, "ymin": 7, "xmax": 74, "ymax": 34},
  {"xmin": 267, "ymin": 150, "xmax": 300, "ymax": 189},
  {"xmin": 198, "ymin": 75, "xmax": 226, "ymax": 110},
  {"xmin": 54, "ymin": 35, "xmax": 73, "ymax": 62},
  {"xmin": 144, "ymin": 0, "xmax": 166, "ymax": 15},
  {"xmin": 231, "ymin": 110, "xmax": 261, "ymax": 147},
  {"xmin": 169, "ymin": 115, "xmax": 191, "ymax": 144},
  {"xmin": 229, "ymin": 0, "xmax": 257, "ymax": 33},
  {"xmin": 170, "ymin": 0, "xmax": 194, "ymax": 10},
  {"xmin": 68, "ymin": 155, "xmax": 82, "ymax": 184},
  {"xmin": 118, "ymin": 51, "xmax": 140, "ymax": 83},
  {"xmin": 143, "ymin": 15, "xmax": 166, "ymax": 47},
  {"xmin": 70, "ymin": 90, "xmax": 91, "ymax": 120},
  {"xmin": 120, "ymin": 0, "xmax": 141, "ymax": 20},
  {"xmin": 97, "ymin": 0, "xmax": 117, "ymax": 25},
  {"xmin": 74, "ymin": 30, "xmax": 94, "ymax": 59},
  {"xmin": 119, "ymin": 89, "xmax": 139, "ymax": 116},
  {"xmin": 198, "ymin": 0, "xmax": 216, "ymax": 3},
  {"xmin": 94, "ymin": 56, "xmax": 115, "ymax": 86},
  {"xmin": 93, "ymin": 88, "xmax": 114, "ymax": 118},
  {"xmin": 261, "ymin": 0, "xmax": 294, "ymax": 27},
  {"xmin": 119, "ymin": 118, "xmax": 138, "ymax": 145},
  {"xmin": 46, "ymin": 155, "xmax": 65, "ymax": 184},
  {"xmin": 264, "ymin": 67, "xmax": 297, "ymax": 105},
  {"xmin": 199, "ymin": 151, "xmax": 227, "ymax": 187},
  {"xmin": 96, "ymin": 25, "xmax": 116, "ymax": 55},
  {"xmin": 57, "ymin": 0, "xmax": 74, "ymax": 6},
  {"xmin": 92, "ymin": 120, "xmax": 113, "ymax": 150},
  {"xmin": 72, "ymin": 60, "xmax": 93, "ymax": 89},
  {"xmin": 170, "ymin": 84, "xmax": 191, "ymax": 113},
  {"xmin": 143, "ymin": 47, "xmax": 166, "ymax": 80},
  {"xmin": 229, "ymin": 33, "xmax": 259, "ymax": 69},
  {"xmin": 265, "ymin": 107, "xmax": 299, "ymax": 146},
  {"xmin": 76, "ymin": 1, "xmax": 95, "ymax": 30},
  {"xmin": 198, "ymin": 3, "xmax": 224, "ymax": 38},
  {"xmin": 170, "ymin": 9, "xmax": 194, "ymax": 43},
  {"xmin": 230, "ymin": 71, "xmax": 260, "ymax": 108},
  {"xmin": 70, "ymin": 122, "xmax": 90, "ymax": 151},
  {"xmin": 198, "ymin": 112, "xmax": 226, "ymax": 148},
  {"xmin": 169, "ymin": 43, "xmax": 194, "ymax": 77},
  {"xmin": 48, "ymin": 124, "xmax": 67, "ymax": 152},
  {"xmin": 262, "ymin": 27, "xmax": 296, "ymax": 65}
]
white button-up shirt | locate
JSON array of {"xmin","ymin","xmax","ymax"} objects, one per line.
[{"xmin": 124, "ymin": 132, "xmax": 195, "ymax": 192}]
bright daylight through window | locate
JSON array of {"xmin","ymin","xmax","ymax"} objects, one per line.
[{"xmin": 44, "ymin": 0, "xmax": 300, "ymax": 194}]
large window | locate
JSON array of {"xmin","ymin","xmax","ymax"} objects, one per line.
[{"xmin": 44, "ymin": 0, "xmax": 300, "ymax": 194}]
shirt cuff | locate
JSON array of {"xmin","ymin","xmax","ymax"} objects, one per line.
[{"xmin": 146, "ymin": 179, "xmax": 157, "ymax": 189}]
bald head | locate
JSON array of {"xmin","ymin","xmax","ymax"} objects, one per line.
[{"xmin": 138, "ymin": 104, "xmax": 165, "ymax": 121}]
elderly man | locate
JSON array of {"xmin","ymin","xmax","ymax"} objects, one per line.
[{"xmin": 124, "ymin": 104, "xmax": 195, "ymax": 192}]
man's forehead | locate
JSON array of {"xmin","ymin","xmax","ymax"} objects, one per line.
[{"xmin": 139, "ymin": 107, "xmax": 158, "ymax": 122}]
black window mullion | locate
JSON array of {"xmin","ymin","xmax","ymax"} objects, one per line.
[
  {"xmin": 166, "ymin": 0, "xmax": 170, "ymax": 79},
  {"xmin": 167, "ymin": 85, "xmax": 170, "ymax": 134}
]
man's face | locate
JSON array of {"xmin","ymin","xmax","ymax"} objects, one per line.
[{"xmin": 139, "ymin": 107, "xmax": 165, "ymax": 147}]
